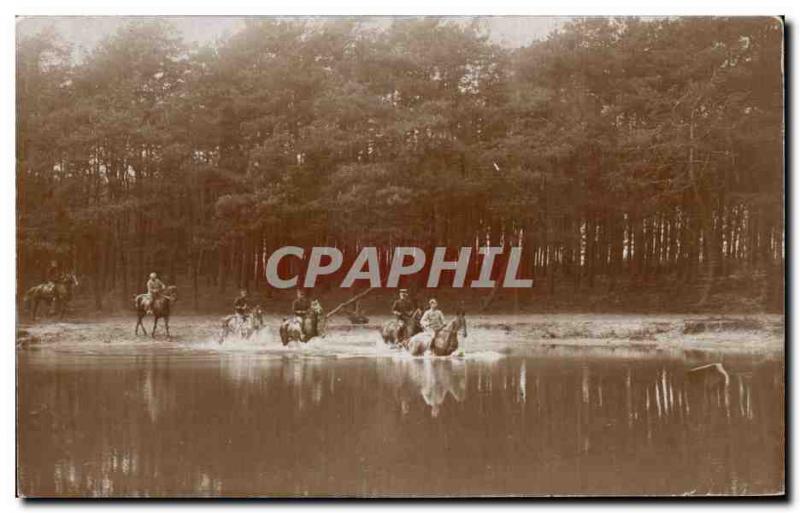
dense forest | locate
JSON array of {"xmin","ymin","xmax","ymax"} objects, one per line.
[{"xmin": 16, "ymin": 17, "xmax": 784, "ymax": 313}]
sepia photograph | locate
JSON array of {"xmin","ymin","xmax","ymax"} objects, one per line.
[{"xmin": 14, "ymin": 14, "xmax": 785, "ymax": 498}]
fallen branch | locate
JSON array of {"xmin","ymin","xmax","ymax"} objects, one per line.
[
  {"xmin": 326, "ymin": 288, "xmax": 374, "ymax": 319},
  {"xmin": 479, "ymin": 281, "xmax": 501, "ymax": 312}
]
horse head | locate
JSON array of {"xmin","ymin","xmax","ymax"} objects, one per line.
[
  {"xmin": 60, "ymin": 272, "xmax": 79, "ymax": 288},
  {"xmin": 164, "ymin": 285, "xmax": 178, "ymax": 301},
  {"xmin": 429, "ymin": 311, "xmax": 467, "ymax": 356},
  {"xmin": 252, "ymin": 305, "xmax": 264, "ymax": 326}
]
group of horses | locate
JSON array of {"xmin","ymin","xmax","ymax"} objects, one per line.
[
  {"xmin": 220, "ymin": 299, "xmax": 467, "ymax": 357},
  {"xmin": 23, "ymin": 275, "xmax": 467, "ymax": 356},
  {"xmin": 23, "ymin": 274, "xmax": 179, "ymax": 338}
]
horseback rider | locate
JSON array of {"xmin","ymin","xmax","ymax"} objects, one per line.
[
  {"xmin": 234, "ymin": 289, "xmax": 250, "ymax": 319},
  {"xmin": 392, "ymin": 289, "xmax": 416, "ymax": 340},
  {"xmin": 292, "ymin": 289, "xmax": 311, "ymax": 318},
  {"xmin": 420, "ymin": 298, "xmax": 446, "ymax": 340},
  {"xmin": 146, "ymin": 272, "xmax": 166, "ymax": 313},
  {"xmin": 292, "ymin": 288, "xmax": 311, "ymax": 336},
  {"xmin": 44, "ymin": 259, "xmax": 61, "ymax": 295}
]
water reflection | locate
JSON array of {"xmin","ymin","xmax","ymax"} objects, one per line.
[
  {"xmin": 17, "ymin": 350, "xmax": 783, "ymax": 497},
  {"xmin": 392, "ymin": 359, "xmax": 467, "ymax": 417}
]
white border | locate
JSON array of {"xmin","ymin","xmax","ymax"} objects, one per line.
[{"xmin": 2, "ymin": 1, "xmax": 796, "ymax": 511}]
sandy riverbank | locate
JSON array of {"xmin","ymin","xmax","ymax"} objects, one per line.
[{"xmin": 16, "ymin": 313, "xmax": 784, "ymax": 357}]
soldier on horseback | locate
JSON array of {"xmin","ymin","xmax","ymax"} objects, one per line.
[
  {"xmin": 420, "ymin": 298, "xmax": 446, "ymax": 339},
  {"xmin": 292, "ymin": 288, "xmax": 311, "ymax": 318},
  {"xmin": 218, "ymin": 289, "xmax": 260, "ymax": 343},
  {"xmin": 44, "ymin": 260, "xmax": 61, "ymax": 296},
  {"xmin": 234, "ymin": 289, "xmax": 250, "ymax": 319},
  {"xmin": 291, "ymin": 288, "xmax": 312, "ymax": 339},
  {"xmin": 24, "ymin": 261, "xmax": 79, "ymax": 321},
  {"xmin": 292, "ymin": 289, "xmax": 310, "ymax": 331},
  {"xmin": 134, "ymin": 279, "xmax": 177, "ymax": 338},
  {"xmin": 391, "ymin": 289, "xmax": 416, "ymax": 340},
  {"xmin": 279, "ymin": 290, "xmax": 324, "ymax": 345},
  {"xmin": 145, "ymin": 272, "xmax": 166, "ymax": 314}
]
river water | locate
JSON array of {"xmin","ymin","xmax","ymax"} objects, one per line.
[{"xmin": 17, "ymin": 323, "xmax": 784, "ymax": 497}]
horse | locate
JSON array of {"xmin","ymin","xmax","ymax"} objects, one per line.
[
  {"xmin": 403, "ymin": 311, "xmax": 468, "ymax": 357},
  {"xmin": 134, "ymin": 285, "xmax": 177, "ymax": 338},
  {"xmin": 380, "ymin": 308, "xmax": 422, "ymax": 346},
  {"xmin": 279, "ymin": 300, "xmax": 325, "ymax": 345},
  {"xmin": 219, "ymin": 305, "xmax": 265, "ymax": 343},
  {"xmin": 23, "ymin": 272, "xmax": 79, "ymax": 321}
]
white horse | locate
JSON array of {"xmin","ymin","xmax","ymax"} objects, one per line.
[
  {"xmin": 403, "ymin": 311, "xmax": 467, "ymax": 356},
  {"xmin": 219, "ymin": 305, "xmax": 265, "ymax": 343}
]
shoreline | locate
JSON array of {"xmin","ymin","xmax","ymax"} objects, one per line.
[{"xmin": 16, "ymin": 313, "xmax": 784, "ymax": 358}]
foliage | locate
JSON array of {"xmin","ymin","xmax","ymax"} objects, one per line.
[{"xmin": 16, "ymin": 17, "xmax": 784, "ymax": 309}]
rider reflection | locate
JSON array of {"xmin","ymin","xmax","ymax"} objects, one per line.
[{"xmin": 399, "ymin": 360, "xmax": 467, "ymax": 418}]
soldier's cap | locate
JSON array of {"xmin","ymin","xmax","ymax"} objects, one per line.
[{"xmin": 399, "ymin": 289, "xmax": 408, "ymax": 293}]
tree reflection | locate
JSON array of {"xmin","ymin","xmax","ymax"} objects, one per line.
[{"xmin": 17, "ymin": 352, "xmax": 783, "ymax": 497}]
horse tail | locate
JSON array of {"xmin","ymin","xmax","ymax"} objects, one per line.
[{"xmin": 22, "ymin": 289, "xmax": 33, "ymax": 312}]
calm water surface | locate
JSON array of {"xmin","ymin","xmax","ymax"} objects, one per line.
[{"xmin": 17, "ymin": 334, "xmax": 784, "ymax": 497}]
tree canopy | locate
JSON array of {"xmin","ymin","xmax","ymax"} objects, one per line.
[{"xmin": 16, "ymin": 17, "xmax": 784, "ymax": 311}]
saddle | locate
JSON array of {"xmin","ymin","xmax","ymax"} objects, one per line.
[{"xmin": 140, "ymin": 291, "xmax": 172, "ymax": 313}]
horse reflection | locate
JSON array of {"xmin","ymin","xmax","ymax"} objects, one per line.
[
  {"xmin": 397, "ymin": 359, "xmax": 467, "ymax": 417},
  {"xmin": 219, "ymin": 355, "xmax": 330, "ymax": 411}
]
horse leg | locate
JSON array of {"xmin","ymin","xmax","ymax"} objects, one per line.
[
  {"xmin": 152, "ymin": 317, "xmax": 159, "ymax": 339},
  {"xmin": 136, "ymin": 313, "xmax": 148, "ymax": 336},
  {"xmin": 303, "ymin": 318, "xmax": 315, "ymax": 342},
  {"xmin": 383, "ymin": 327, "xmax": 393, "ymax": 345},
  {"xmin": 165, "ymin": 317, "xmax": 171, "ymax": 339},
  {"xmin": 31, "ymin": 299, "xmax": 38, "ymax": 322},
  {"xmin": 218, "ymin": 319, "xmax": 226, "ymax": 344}
]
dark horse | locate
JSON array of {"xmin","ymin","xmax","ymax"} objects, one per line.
[
  {"xmin": 134, "ymin": 285, "xmax": 177, "ymax": 338},
  {"xmin": 23, "ymin": 273, "xmax": 79, "ymax": 321},
  {"xmin": 279, "ymin": 300, "xmax": 325, "ymax": 345},
  {"xmin": 380, "ymin": 308, "xmax": 423, "ymax": 346}
]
